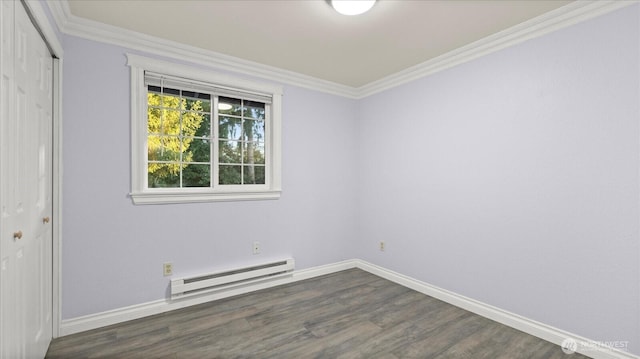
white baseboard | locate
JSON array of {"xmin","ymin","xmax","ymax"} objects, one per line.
[
  {"xmin": 354, "ymin": 260, "xmax": 639, "ymax": 359},
  {"xmin": 59, "ymin": 259, "xmax": 358, "ymax": 336},
  {"xmin": 59, "ymin": 258, "xmax": 638, "ymax": 359}
]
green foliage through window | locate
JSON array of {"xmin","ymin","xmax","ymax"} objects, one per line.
[
  {"xmin": 218, "ymin": 96, "xmax": 265, "ymax": 185},
  {"xmin": 147, "ymin": 86, "xmax": 211, "ymax": 188},
  {"xmin": 146, "ymin": 86, "xmax": 266, "ymax": 188}
]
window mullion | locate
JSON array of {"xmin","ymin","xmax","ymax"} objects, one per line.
[
  {"xmin": 179, "ymin": 96, "xmax": 184, "ymax": 188},
  {"xmin": 240, "ymin": 99, "xmax": 245, "ymax": 185},
  {"xmin": 213, "ymin": 96, "xmax": 220, "ymax": 188},
  {"xmin": 140, "ymin": 67, "xmax": 149, "ymax": 191},
  {"xmin": 264, "ymin": 104, "xmax": 271, "ymax": 188}
]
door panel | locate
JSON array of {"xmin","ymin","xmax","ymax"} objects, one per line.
[
  {"xmin": 1, "ymin": 0, "xmax": 17, "ymax": 357},
  {"xmin": 1, "ymin": 1, "xmax": 53, "ymax": 358},
  {"xmin": 27, "ymin": 10, "xmax": 53, "ymax": 355}
]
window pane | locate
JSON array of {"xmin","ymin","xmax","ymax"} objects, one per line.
[
  {"xmin": 201, "ymin": 100, "xmax": 211, "ymax": 113},
  {"xmin": 184, "ymin": 98, "xmax": 210, "ymax": 114},
  {"xmin": 160, "ymin": 93, "xmax": 181, "ymax": 109},
  {"xmin": 188, "ymin": 138, "xmax": 211, "ymax": 163},
  {"xmin": 219, "ymin": 165, "xmax": 242, "ymax": 185},
  {"xmin": 243, "ymin": 142, "xmax": 265, "ymax": 165},
  {"xmin": 219, "ymin": 96, "xmax": 241, "ymax": 115},
  {"xmin": 219, "ymin": 116, "xmax": 242, "ymax": 140},
  {"xmin": 245, "ymin": 100, "xmax": 265, "ymax": 119},
  {"xmin": 162, "ymin": 109, "xmax": 181, "ymax": 135},
  {"xmin": 148, "ymin": 86, "xmax": 181, "ymax": 109},
  {"xmin": 244, "ymin": 165, "xmax": 265, "ymax": 184},
  {"xmin": 182, "ymin": 90, "xmax": 211, "ymax": 101},
  {"xmin": 219, "ymin": 140, "xmax": 241, "ymax": 163},
  {"xmin": 181, "ymin": 111, "xmax": 207, "ymax": 137},
  {"xmin": 148, "ymin": 92, "xmax": 161, "ymax": 106},
  {"xmin": 148, "ymin": 163, "xmax": 180, "ymax": 188},
  {"xmin": 161, "ymin": 87, "xmax": 180, "ymax": 96},
  {"xmin": 147, "ymin": 107, "xmax": 162, "ymax": 135},
  {"xmin": 194, "ymin": 114, "xmax": 211, "ymax": 138},
  {"xmin": 183, "ymin": 164, "xmax": 210, "ymax": 187},
  {"xmin": 184, "ymin": 98, "xmax": 198, "ymax": 112},
  {"xmin": 243, "ymin": 119, "xmax": 264, "ymax": 142},
  {"xmin": 148, "ymin": 136, "xmax": 181, "ymax": 162}
]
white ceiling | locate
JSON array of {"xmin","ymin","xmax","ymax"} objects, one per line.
[{"xmin": 67, "ymin": 0, "xmax": 573, "ymax": 88}]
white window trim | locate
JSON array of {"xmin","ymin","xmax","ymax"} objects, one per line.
[{"xmin": 127, "ymin": 53, "xmax": 282, "ymax": 204}]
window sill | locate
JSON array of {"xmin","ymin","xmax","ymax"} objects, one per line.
[{"xmin": 129, "ymin": 190, "xmax": 281, "ymax": 205}]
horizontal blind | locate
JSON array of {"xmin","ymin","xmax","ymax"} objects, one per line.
[{"xmin": 145, "ymin": 71, "xmax": 272, "ymax": 104}]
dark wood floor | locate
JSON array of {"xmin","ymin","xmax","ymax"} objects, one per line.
[{"xmin": 46, "ymin": 268, "xmax": 588, "ymax": 359}]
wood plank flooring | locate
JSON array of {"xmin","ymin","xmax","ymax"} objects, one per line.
[{"xmin": 46, "ymin": 269, "xmax": 589, "ymax": 359}]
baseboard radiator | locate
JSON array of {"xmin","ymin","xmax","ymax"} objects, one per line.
[{"xmin": 170, "ymin": 258, "xmax": 295, "ymax": 299}]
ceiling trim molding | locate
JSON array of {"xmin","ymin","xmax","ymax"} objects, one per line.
[
  {"xmin": 46, "ymin": 0, "xmax": 360, "ymax": 98},
  {"xmin": 47, "ymin": 0, "xmax": 636, "ymax": 100},
  {"xmin": 357, "ymin": 0, "xmax": 637, "ymax": 98}
]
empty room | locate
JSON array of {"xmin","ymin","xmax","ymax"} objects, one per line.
[{"xmin": 1, "ymin": 0, "xmax": 638, "ymax": 358}]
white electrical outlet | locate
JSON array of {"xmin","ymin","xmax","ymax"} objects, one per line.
[
  {"xmin": 253, "ymin": 241, "xmax": 261, "ymax": 255},
  {"xmin": 379, "ymin": 241, "xmax": 385, "ymax": 251},
  {"xmin": 163, "ymin": 262, "xmax": 173, "ymax": 276}
]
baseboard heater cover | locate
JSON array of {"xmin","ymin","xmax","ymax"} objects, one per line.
[{"xmin": 170, "ymin": 258, "xmax": 295, "ymax": 299}]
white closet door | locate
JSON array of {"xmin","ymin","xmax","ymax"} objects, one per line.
[
  {"xmin": 0, "ymin": 0, "xmax": 18, "ymax": 355},
  {"xmin": 22, "ymin": 1, "xmax": 53, "ymax": 355},
  {"xmin": 1, "ymin": 1, "xmax": 53, "ymax": 358}
]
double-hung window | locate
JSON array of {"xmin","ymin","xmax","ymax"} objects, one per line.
[{"xmin": 127, "ymin": 54, "xmax": 282, "ymax": 204}]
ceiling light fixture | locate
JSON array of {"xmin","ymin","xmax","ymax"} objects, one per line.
[
  {"xmin": 219, "ymin": 103, "xmax": 233, "ymax": 111},
  {"xmin": 331, "ymin": 0, "xmax": 376, "ymax": 16}
]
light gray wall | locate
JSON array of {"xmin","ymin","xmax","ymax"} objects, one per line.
[
  {"xmin": 357, "ymin": 5, "xmax": 639, "ymax": 354},
  {"xmin": 61, "ymin": 37, "xmax": 358, "ymax": 318}
]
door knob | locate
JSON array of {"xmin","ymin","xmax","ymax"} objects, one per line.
[
  {"xmin": 43, "ymin": 217, "xmax": 50, "ymax": 223},
  {"xmin": 13, "ymin": 231, "xmax": 23, "ymax": 240}
]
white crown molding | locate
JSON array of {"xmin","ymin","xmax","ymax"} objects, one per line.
[
  {"xmin": 47, "ymin": 0, "xmax": 636, "ymax": 99},
  {"xmin": 357, "ymin": 0, "xmax": 638, "ymax": 98},
  {"xmin": 45, "ymin": 0, "xmax": 359, "ymax": 99}
]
